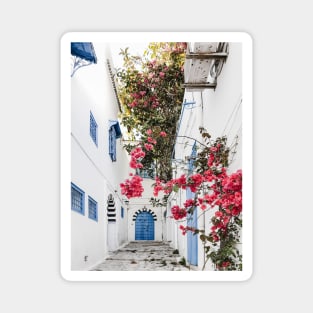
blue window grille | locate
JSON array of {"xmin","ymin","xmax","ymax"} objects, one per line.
[
  {"xmin": 136, "ymin": 164, "xmax": 156, "ymax": 179},
  {"xmin": 90, "ymin": 111, "xmax": 98, "ymax": 146},
  {"xmin": 121, "ymin": 206, "xmax": 124, "ymax": 218},
  {"xmin": 109, "ymin": 120, "xmax": 122, "ymax": 162},
  {"xmin": 71, "ymin": 183, "xmax": 85, "ymax": 215},
  {"xmin": 88, "ymin": 196, "xmax": 98, "ymax": 222}
]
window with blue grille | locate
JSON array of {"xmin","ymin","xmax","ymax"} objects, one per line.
[
  {"xmin": 109, "ymin": 121, "xmax": 122, "ymax": 162},
  {"xmin": 88, "ymin": 196, "xmax": 98, "ymax": 222},
  {"xmin": 121, "ymin": 206, "xmax": 124, "ymax": 218},
  {"xmin": 71, "ymin": 183, "xmax": 85, "ymax": 215},
  {"xmin": 136, "ymin": 163, "xmax": 156, "ymax": 179},
  {"xmin": 90, "ymin": 111, "xmax": 98, "ymax": 146}
]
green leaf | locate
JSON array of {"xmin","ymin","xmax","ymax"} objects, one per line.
[{"xmin": 199, "ymin": 234, "xmax": 207, "ymax": 242}]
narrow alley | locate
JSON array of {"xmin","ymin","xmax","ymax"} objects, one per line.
[{"xmin": 91, "ymin": 241, "xmax": 190, "ymax": 271}]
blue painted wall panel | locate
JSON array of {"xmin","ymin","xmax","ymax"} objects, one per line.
[{"xmin": 187, "ymin": 141, "xmax": 198, "ymax": 266}]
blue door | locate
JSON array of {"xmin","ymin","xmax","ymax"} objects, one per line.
[
  {"xmin": 187, "ymin": 142, "xmax": 198, "ymax": 265},
  {"xmin": 135, "ymin": 212, "xmax": 155, "ymax": 240},
  {"xmin": 187, "ymin": 188, "xmax": 198, "ymax": 265}
]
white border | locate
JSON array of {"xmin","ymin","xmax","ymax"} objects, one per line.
[{"xmin": 60, "ymin": 32, "xmax": 253, "ymax": 281}]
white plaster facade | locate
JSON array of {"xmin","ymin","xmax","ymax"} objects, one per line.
[
  {"xmin": 71, "ymin": 43, "xmax": 130, "ymax": 270},
  {"xmin": 70, "ymin": 41, "xmax": 243, "ymax": 272},
  {"xmin": 166, "ymin": 42, "xmax": 243, "ymax": 270},
  {"xmin": 127, "ymin": 178, "xmax": 165, "ymax": 242}
]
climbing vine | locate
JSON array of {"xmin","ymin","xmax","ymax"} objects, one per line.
[
  {"xmin": 116, "ymin": 43, "xmax": 242, "ymax": 271},
  {"xmin": 116, "ymin": 42, "xmax": 187, "ymax": 182},
  {"xmin": 153, "ymin": 127, "xmax": 242, "ymax": 271}
]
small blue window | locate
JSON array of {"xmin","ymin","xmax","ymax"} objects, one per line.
[
  {"xmin": 71, "ymin": 183, "xmax": 85, "ymax": 215},
  {"xmin": 121, "ymin": 206, "xmax": 124, "ymax": 218},
  {"xmin": 136, "ymin": 165, "xmax": 156, "ymax": 179},
  {"xmin": 109, "ymin": 126, "xmax": 116, "ymax": 161},
  {"xmin": 109, "ymin": 121, "xmax": 122, "ymax": 162},
  {"xmin": 88, "ymin": 196, "xmax": 98, "ymax": 222},
  {"xmin": 90, "ymin": 111, "xmax": 98, "ymax": 146}
]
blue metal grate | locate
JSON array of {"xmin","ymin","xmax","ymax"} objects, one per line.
[
  {"xmin": 88, "ymin": 196, "xmax": 98, "ymax": 222},
  {"xmin": 71, "ymin": 183, "xmax": 85, "ymax": 215},
  {"xmin": 90, "ymin": 112, "xmax": 98, "ymax": 146}
]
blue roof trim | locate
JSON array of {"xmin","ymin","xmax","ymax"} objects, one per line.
[
  {"xmin": 109, "ymin": 120, "xmax": 122, "ymax": 139},
  {"xmin": 71, "ymin": 42, "xmax": 97, "ymax": 63}
]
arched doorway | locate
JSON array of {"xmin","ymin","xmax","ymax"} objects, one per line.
[{"xmin": 135, "ymin": 211, "xmax": 155, "ymax": 240}]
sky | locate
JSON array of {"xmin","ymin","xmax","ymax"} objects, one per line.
[{"xmin": 109, "ymin": 42, "xmax": 150, "ymax": 69}]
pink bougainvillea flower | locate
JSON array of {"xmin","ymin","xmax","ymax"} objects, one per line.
[
  {"xmin": 212, "ymin": 234, "xmax": 220, "ymax": 242},
  {"xmin": 147, "ymin": 137, "xmax": 157, "ymax": 144},
  {"xmin": 153, "ymin": 177, "xmax": 164, "ymax": 196},
  {"xmin": 200, "ymin": 204, "xmax": 207, "ymax": 210},
  {"xmin": 188, "ymin": 173, "xmax": 204, "ymax": 192},
  {"xmin": 171, "ymin": 205, "xmax": 187, "ymax": 220},
  {"xmin": 129, "ymin": 101, "xmax": 138, "ymax": 108},
  {"xmin": 146, "ymin": 129, "xmax": 152, "ymax": 135},
  {"xmin": 144, "ymin": 143, "xmax": 154, "ymax": 151},
  {"xmin": 215, "ymin": 211, "xmax": 223, "ymax": 218},
  {"xmin": 130, "ymin": 147, "xmax": 145, "ymax": 159},
  {"xmin": 211, "ymin": 225, "xmax": 217, "ymax": 232},
  {"xmin": 139, "ymin": 91, "xmax": 146, "ymax": 97},
  {"xmin": 183, "ymin": 198, "xmax": 196, "ymax": 208},
  {"xmin": 120, "ymin": 174, "xmax": 144, "ymax": 199},
  {"xmin": 159, "ymin": 131, "xmax": 167, "ymax": 137}
]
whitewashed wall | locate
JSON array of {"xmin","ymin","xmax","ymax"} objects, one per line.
[
  {"xmin": 127, "ymin": 179, "xmax": 165, "ymax": 241},
  {"xmin": 71, "ymin": 43, "xmax": 129, "ymax": 270},
  {"xmin": 168, "ymin": 43, "xmax": 243, "ymax": 270}
]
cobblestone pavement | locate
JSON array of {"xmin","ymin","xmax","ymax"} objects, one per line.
[{"xmin": 91, "ymin": 241, "xmax": 190, "ymax": 271}]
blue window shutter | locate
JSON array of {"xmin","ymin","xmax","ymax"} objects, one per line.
[
  {"xmin": 108, "ymin": 120, "xmax": 122, "ymax": 162},
  {"xmin": 71, "ymin": 183, "xmax": 85, "ymax": 215},
  {"xmin": 121, "ymin": 207, "xmax": 124, "ymax": 218},
  {"xmin": 88, "ymin": 196, "xmax": 98, "ymax": 222},
  {"xmin": 109, "ymin": 126, "xmax": 117, "ymax": 161},
  {"xmin": 71, "ymin": 43, "xmax": 97, "ymax": 63},
  {"xmin": 90, "ymin": 112, "xmax": 98, "ymax": 146}
]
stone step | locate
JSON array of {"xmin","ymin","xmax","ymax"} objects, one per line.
[{"xmin": 90, "ymin": 241, "xmax": 190, "ymax": 271}]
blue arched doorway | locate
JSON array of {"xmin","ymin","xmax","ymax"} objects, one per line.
[{"xmin": 135, "ymin": 211, "xmax": 155, "ymax": 240}]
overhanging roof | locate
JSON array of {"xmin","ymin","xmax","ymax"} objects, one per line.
[{"xmin": 71, "ymin": 42, "xmax": 97, "ymax": 63}]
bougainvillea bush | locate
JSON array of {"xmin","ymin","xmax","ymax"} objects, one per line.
[
  {"xmin": 116, "ymin": 42, "xmax": 187, "ymax": 182},
  {"xmin": 116, "ymin": 43, "xmax": 242, "ymax": 270},
  {"xmin": 153, "ymin": 127, "xmax": 243, "ymax": 271}
]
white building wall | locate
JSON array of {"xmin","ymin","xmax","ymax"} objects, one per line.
[
  {"xmin": 127, "ymin": 179, "xmax": 164, "ymax": 241},
  {"xmin": 168, "ymin": 42, "xmax": 243, "ymax": 270},
  {"xmin": 71, "ymin": 43, "xmax": 129, "ymax": 270}
]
